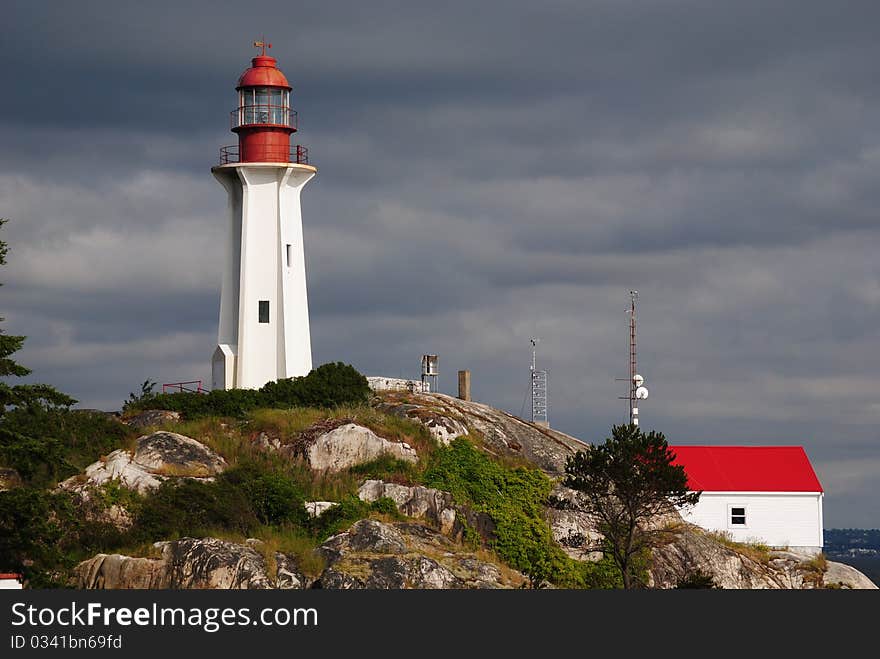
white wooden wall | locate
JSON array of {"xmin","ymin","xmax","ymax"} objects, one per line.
[{"xmin": 678, "ymin": 492, "xmax": 823, "ymax": 552}]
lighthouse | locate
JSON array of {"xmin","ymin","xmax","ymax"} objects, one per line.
[{"xmin": 211, "ymin": 42, "xmax": 317, "ymax": 390}]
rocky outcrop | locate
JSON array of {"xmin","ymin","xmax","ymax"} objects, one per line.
[
  {"xmin": 75, "ymin": 522, "xmax": 525, "ymax": 590},
  {"xmin": 648, "ymin": 525, "xmax": 878, "ymax": 589},
  {"xmin": 375, "ymin": 391, "xmax": 587, "ymax": 473},
  {"xmin": 315, "ymin": 520, "xmax": 525, "ymax": 589},
  {"xmin": 74, "ymin": 537, "xmax": 310, "ymax": 590},
  {"xmin": 305, "ymin": 423, "xmax": 418, "ymax": 472},
  {"xmin": 123, "ymin": 409, "xmax": 181, "ymax": 430},
  {"xmin": 59, "ymin": 431, "xmax": 227, "ymax": 496},
  {"xmin": 0, "ymin": 468, "xmax": 23, "ymax": 491},
  {"xmin": 546, "ymin": 485, "xmax": 604, "ymax": 562},
  {"xmin": 358, "ymin": 480, "xmax": 458, "ymax": 534}
]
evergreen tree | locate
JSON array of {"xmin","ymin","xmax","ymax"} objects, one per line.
[{"xmin": 565, "ymin": 424, "xmax": 701, "ymax": 589}]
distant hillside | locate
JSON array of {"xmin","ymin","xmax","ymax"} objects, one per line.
[{"xmin": 824, "ymin": 528, "xmax": 880, "ymax": 557}]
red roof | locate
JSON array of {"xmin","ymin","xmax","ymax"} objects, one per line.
[
  {"xmin": 237, "ymin": 56, "xmax": 291, "ymax": 89},
  {"xmin": 669, "ymin": 446, "xmax": 823, "ymax": 493},
  {"xmin": 0, "ymin": 573, "xmax": 22, "ymax": 580}
]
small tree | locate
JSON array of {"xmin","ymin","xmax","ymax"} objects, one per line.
[
  {"xmin": 564, "ymin": 424, "xmax": 700, "ymax": 589},
  {"xmin": 122, "ymin": 379, "xmax": 157, "ymax": 412}
]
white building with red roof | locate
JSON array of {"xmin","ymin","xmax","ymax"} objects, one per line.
[{"xmin": 669, "ymin": 446, "xmax": 824, "ymax": 555}]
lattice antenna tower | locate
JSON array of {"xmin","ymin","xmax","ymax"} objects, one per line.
[{"xmin": 530, "ymin": 338, "xmax": 549, "ymax": 427}]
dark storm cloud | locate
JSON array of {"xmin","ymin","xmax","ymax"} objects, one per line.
[{"xmin": 2, "ymin": 0, "xmax": 880, "ymax": 526}]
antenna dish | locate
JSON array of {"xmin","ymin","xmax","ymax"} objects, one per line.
[
  {"xmin": 633, "ymin": 374, "xmax": 644, "ymax": 386},
  {"xmin": 635, "ymin": 386, "xmax": 649, "ymax": 400}
]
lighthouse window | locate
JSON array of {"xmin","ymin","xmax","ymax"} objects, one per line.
[
  {"xmin": 258, "ymin": 300, "xmax": 270, "ymax": 324},
  {"xmin": 239, "ymin": 88, "xmax": 288, "ymax": 126},
  {"xmin": 286, "ymin": 244, "xmax": 292, "ymax": 267}
]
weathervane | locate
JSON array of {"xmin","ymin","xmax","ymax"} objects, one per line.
[{"xmin": 253, "ymin": 38, "xmax": 272, "ymax": 56}]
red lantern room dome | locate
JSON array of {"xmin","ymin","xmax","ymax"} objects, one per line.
[
  {"xmin": 219, "ymin": 41, "xmax": 310, "ymax": 166},
  {"xmin": 237, "ymin": 55, "xmax": 292, "ymax": 90}
]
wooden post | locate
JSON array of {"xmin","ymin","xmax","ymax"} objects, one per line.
[{"xmin": 457, "ymin": 370, "xmax": 471, "ymax": 401}]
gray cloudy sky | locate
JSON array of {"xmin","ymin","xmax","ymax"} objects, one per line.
[{"xmin": 2, "ymin": 0, "xmax": 879, "ymax": 527}]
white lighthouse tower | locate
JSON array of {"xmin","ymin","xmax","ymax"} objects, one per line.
[{"xmin": 211, "ymin": 42, "xmax": 317, "ymax": 390}]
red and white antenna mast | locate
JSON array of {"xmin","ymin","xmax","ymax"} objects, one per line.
[{"xmin": 618, "ymin": 291, "xmax": 648, "ymax": 425}]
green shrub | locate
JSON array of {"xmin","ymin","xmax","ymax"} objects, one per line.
[
  {"xmin": 132, "ymin": 479, "xmax": 259, "ymax": 542},
  {"xmin": 261, "ymin": 362, "xmax": 371, "ymax": 408},
  {"xmin": 124, "ymin": 362, "xmax": 371, "ymax": 419},
  {"xmin": 309, "ymin": 495, "xmax": 402, "ymax": 541},
  {"xmin": 675, "ymin": 570, "xmax": 718, "ymax": 589},
  {"xmin": 424, "ymin": 437, "xmax": 621, "ymax": 588},
  {"xmin": 0, "ymin": 488, "xmax": 124, "ymax": 587},
  {"xmin": 218, "ymin": 461, "xmax": 308, "ymax": 527}
]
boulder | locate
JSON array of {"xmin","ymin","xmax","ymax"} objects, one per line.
[
  {"xmin": 74, "ymin": 537, "xmax": 310, "ymax": 590},
  {"xmin": 123, "ymin": 409, "xmax": 181, "ymax": 430},
  {"xmin": 59, "ymin": 431, "xmax": 227, "ymax": 496},
  {"xmin": 823, "ymin": 560, "xmax": 878, "ymax": 590},
  {"xmin": 358, "ymin": 480, "xmax": 457, "ymax": 535},
  {"xmin": 316, "ymin": 520, "xmax": 526, "ymax": 589},
  {"xmin": 305, "ymin": 423, "xmax": 417, "ymax": 472}
]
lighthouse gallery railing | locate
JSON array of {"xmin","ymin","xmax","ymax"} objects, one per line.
[{"xmin": 218, "ymin": 144, "xmax": 310, "ymax": 165}]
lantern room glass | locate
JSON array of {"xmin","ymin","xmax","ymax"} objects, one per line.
[{"xmin": 239, "ymin": 88, "xmax": 290, "ymax": 126}]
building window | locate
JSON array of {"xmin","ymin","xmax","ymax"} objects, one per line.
[
  {"xmin": 729, "ymin": 506, "xmax": 747, "ymax": 527},
  {"xmin": 286, "ymin": 244, "xmax": 292, "ymax": 268},
  {"xmin": 258, "ymin": 300, "xmax": 270, "ymax": 323}
]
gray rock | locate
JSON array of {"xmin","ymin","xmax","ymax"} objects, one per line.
[
  {"xmin": 346, "ymin": 519, "xmax": 408, "ymax": 554},
  {"xmin": 315, "ymin": 520, "xmax": 526, "ymax": 589},
  {"xmin": 305, "ymin": 423, "xmax": 417, "ymax": 472},
  {"xmin": 358, "ymin": 480, "xmax": 457, "ymax": 534},
  {"xmin": 824, "ymin": 560, "xmax": 878, "ymax": 589},
  {"xmin": 649, "ymin": 527, "xmax": 879, "ymax": 589},
  {"xmin": 375, "ymin": 391, "xmax": 587, "ymax": 474},
  {"xmin": 133, "ymin": 432, "xmax": 226, "ymax": 476},
  {"xmin": 59, "ymin": 431, "xmax": 227, "ymax": 496},
  {"xmin": 379, "ymin": 402, "xmax": 470, "ymax": 446},
  {"xmin": 75, "ymin": 537, "xmax": 311, "ymax": 590},
  {"xmin": 123, "ymin": 409, "xmax": 181, "ymax": 430}
]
